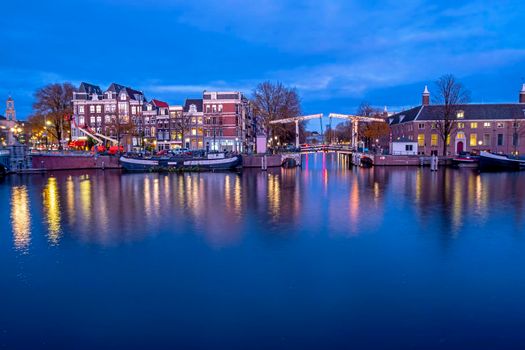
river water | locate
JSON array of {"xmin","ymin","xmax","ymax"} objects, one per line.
[{"xmin": 1, "ymin": 153, "xmax": 525, "ymax": 349}]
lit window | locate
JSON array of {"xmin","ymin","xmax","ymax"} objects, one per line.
[
  {"xmin": 470, "ymin": 134, "xmax": 477, "ymax": 146},
  {"xmin": 218, "ymin": 104, "xmax": 223, "ymax": 112},
  {"xmin": 483, "ymin": 122, "xmax": 491, "ymax": 128},
  {"xmin": 470, "ymin": 122, "xmax": 478, "ymax": 129},
  {"xmin": 121, "ymin": 93, "xmax": 126, "ymax": 100},
  {"xmin": 191, "ymin": 128, "xmax": 196, "ymax": 136},
  {"xmin": 457, "ymin": 122, "xmax": 465, "ymax": 129},
  {"xmin": 90, "ymin": 105, "xmax": 95, "ymax": 113},
  {"xmin": 79, "ymin": 106, "xmax": 84, "ymax": 114},
  {"xmin": 497, "ymin": 122, "xmax": 504, "ymax": 128},
  {"xmin": 431, "ymin": 134, "xmax": 438, "ymax": 146},
  {"xmin": 212, "ymin": 105, "xmax": 217, "ymax": 113},
  {"xmin": 131, "ymin": 106, "xmax": 137, "ymax": 115},
  {"xmin": 96, "ymin": 105, "xmax": 102, "ymax": 113},
  {"xmin": 457, "ymin": 110, "xmax": 464, "ymax": 119},
  {"xmin": 418, "ymin": 134, "xmax": 425, "ymax": 147},
  {"xmin": 90, "ymin": 116, "xmax": 95, "ymax": 124}
]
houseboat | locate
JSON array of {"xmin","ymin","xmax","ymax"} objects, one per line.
[
  {"xmin": 479, "ymin": 151, "xmax": 525, "ymax": 171},
  {"xmin": 119, "ymin": 152, "xmax": 242, "ymax": 172}
]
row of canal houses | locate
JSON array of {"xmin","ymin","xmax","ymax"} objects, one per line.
[{"xmin": 70, "ymin": 82, "xmax": 258, "ymax": 152}]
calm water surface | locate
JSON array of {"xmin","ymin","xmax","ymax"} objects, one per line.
[{"xmin": 2, "ymin": 153, "xmax": 525, "ymax": 349}]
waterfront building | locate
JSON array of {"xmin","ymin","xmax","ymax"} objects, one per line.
[
  {"xmin": 181, "ymin": 99, "xmax": 204, "ymax": 150},
  {"xmin": 202, "ymin": 91, "xmax": 255, "ymax": 152},
  {"xmin": 71, "ymin": 82, "xmax": 146, "ymax": 150},
  {"xmin": 388, "ymin": 85, "xmax": 525, "ymax": 155}
]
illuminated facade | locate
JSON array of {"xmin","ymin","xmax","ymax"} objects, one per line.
[{"xmin": 388, "ymin": 85, "xmax": 525, "ymax": 155}]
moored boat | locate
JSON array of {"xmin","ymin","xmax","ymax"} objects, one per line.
[
  {"xmin": 119, "ymin": 153, "xmax": 242, "ymax": 172},
  {"xmin": 478, "ymin": 151, "xmax": 525, "ymax": 171},
  {"xmin": 451, "ymin": 153, "xmax": 479, "ymax": 168}
]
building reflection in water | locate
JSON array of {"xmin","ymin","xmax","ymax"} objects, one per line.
[
  {"xmin": 6, "ymin": 154, "xmax": 525, "ymax": 250},
  {"xmin": 10, "ymin": 186, "xmax": 31, "ymax": 252},
  {"xmin": 42, "ymin": 177, "xmax": 62, "ymax": 245}
]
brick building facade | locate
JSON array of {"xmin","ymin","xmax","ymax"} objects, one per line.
[{"xmin": 388, "ymin": 85, "xmax": 525, "ymax": 155}]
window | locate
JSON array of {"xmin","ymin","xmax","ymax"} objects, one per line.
[
  {"xmin": 96, "ymin": 116, "xmax": 102, "ymax": 124},
  {"xmin": 212, "ymin": 105, "xmax": 217, "ymax": 113},
  {"xmin": 483, "ymin": 122, "xmax": 491, "ymax": 128},
  {"xmin": 79, "ymin": 106, "xmax": 85, "ymax": 114},
  {"xmin": 96, "ymin": 105, "xmax": 102, "ymax": 113},
  {"xmin": 470, "ymin": 122, "xmax": 478, "ymax": 129},
  {"xmin": 131, "ymin": 106, "xmax": 137, "ymax": 115},
  {"xmin": 79, "ymin": 116, "xmax": 85, "ymax": 125},
  {"xmin": 497, "ymin": 122, "xmax": 504, "ymax": 128},
  {"xmin": 206, "ymin": 105, "xmax": 210, "ymax": 113},
  {"xmin": 418, "ymin": 134, "xmax": 425, "ymax": 147},
  {"xmin": 120, "ymin": 93, "xmax": 126, "ymax": 100},
  {"xmin": 483, "ymin": 133, "xmax": 491, "ymax": 146},
  {"xmin": 90, "ymin": 116, "xmax": 95, "ymax": 124},
  {"xmin": 118, "ymin": 102, "xmax": 128, "ymax": 115},
  {"xmin": 513, "ymin": 133, "xmax": 519, "ymax": 147},
  {"xmin": 418, "ymin": 123, "xmax": 425, "ymax": 129},
  {"xmin": 470, "ymin": 133, "xmax": 477, "ymax": 146},
  {"xmin": 405, "ymin": 144, "xmax": 413, "ymax": 151},
  {"xmin": 191, "ymin": 128, "xmax": 196, "ymax": 136},
  {"xmin": 158, "ymin": 131, "xmax": 163, "ymax": 140},
  {"xmin": 105, "ymin": 115, "xmax": 111, "ymax": 123},
  {"xmin": 218, "ymin": 104, "xmax": 223, "ymax": 112},
  {"xmin": 457, "ymin": 122, "xmax": 465, "ymax": 129},
  {"xmin": 90, "ymin": 105, "xmax": 95, "ymax": 113},
  {"xmin": 431, "ymin": 123, "xmax": 436, "ymax": 129},
  {"xmin": 431, "ymin": 134, "xmax": 438, "ymax": 146},
  {"xmin": 497, "ymin": 133, "xmax": 504, "ymax": 146},
  {"xmin": 457, "ymin": 110, "xmax": 464, "ymax": 119}
]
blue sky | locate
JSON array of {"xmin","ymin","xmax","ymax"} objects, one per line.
[{"xmin": 1, "ymin": 0, "xmax": 525, "ymax": 129}]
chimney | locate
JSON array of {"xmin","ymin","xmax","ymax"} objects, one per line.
[
  {"xmin": 520, "ymin": 84, "xmax": 525, "ymax": 104},
  {"xmin": 422, "ymin": 85, "xmax": 430, "ymax": 106}
]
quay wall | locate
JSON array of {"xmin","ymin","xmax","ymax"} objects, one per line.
[
  {"xmin": 374, "ymin": 155, "xmax": 421, "ymax": 166},
  {"xmin": 243, "ymin": 155, "xmax": 282, "ymax": 168},
  {"xmin": 32, "ymin": 154, "xmax": 121, "ymax": 170}
]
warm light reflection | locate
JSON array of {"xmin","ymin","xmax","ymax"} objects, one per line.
[
  {"xmin": 43, "ymin": 177, "xmax": 62, "ymax": 245},
  {"xmin": 268, "ymin": 173, "xmax": 281, "ymax": 219},
  {"xmin": 79, "ymin": 175, "xmax": 92, "ymax": 223},
  {"xmin": 11, "ymin": 186, "xmax": 31, "ymax": 251},
  {"xmin": 349, "ymin": 178, "xmax": 360, "ymax": 233}
]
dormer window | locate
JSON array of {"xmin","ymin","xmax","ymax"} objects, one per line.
[
  {"xmin": 399, "ymin": 115, "xmax": 405, "ymax": 123},
  {"xmin": 120, "ymin": 93, "xmax": 126, "ymax": 100},
  {"xmin": 147, "ymin": 105, "xmax": 152, "ymax": 111},
  {"xmin": 388, "ymin": 118, "xmax": 393, "ymax": 125},
  {"xmin": 189, "ymin": 104, "xmax": 197, "ymax": 113},
  {"xmin": 457, "ymin": 110, "xmax": 464, "ymax": 119}
]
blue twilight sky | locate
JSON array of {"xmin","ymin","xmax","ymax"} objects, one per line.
[{"xmin": 1, "ymin": 0, "xmax": 525, "ymax": 129}]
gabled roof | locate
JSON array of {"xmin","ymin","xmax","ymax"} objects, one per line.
[
  {"xmin": 106, "ymin": 83, "xmax": 126, "ymax": 94},
  {"xmin": 151, "ymin": 99, "xmax": 169, "ymax": 108},
  {"xmin": 0, "ymin": 115, "xmax": 5, "ymax": 120},
  {"xmin": 388, "ymin": 106, "xmax": 422, "ymax": 125},
  {"xmin": 389, "ymin": 104, "xmax": 525, "ymax": 125},
  {"xmin": 183, "ymin": 98, "xmax": 203, "ymax": 113},
  {"xmin": 79, "ymin": 82, "xmax": 103, "ymax": 95}
]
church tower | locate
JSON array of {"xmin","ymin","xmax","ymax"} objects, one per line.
[{"xmin": 6, "ymin": 96, "xmax": 16, "ymax": 121}]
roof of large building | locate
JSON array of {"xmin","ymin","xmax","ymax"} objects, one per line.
[
  {"xmin": 151, "ymin": 99, "xmax": 169, "ymax": 108},
  {"xmin": 389, "ymin": 104, "xmax": 525, "ymax": 125},
  {"xmin": 183, "ymin": 99, "xmax": 203, "ymax": 113},
  {"xmin": 79, "ymin": 82, "xmax": 103, "ymax": 95}
]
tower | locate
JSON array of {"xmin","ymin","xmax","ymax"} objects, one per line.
[
  {"xmin": 520, "ymin": 84, "xmax": 525, "ymax": 104},
  {"xmin": 422, "ymin": 86, "xmax": 430, "ymax": 106},
  {"xmin": 5, "ymin": 96, "xmax": 16, "ymax": 121}
]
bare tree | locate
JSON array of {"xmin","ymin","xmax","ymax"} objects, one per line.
[
  {"xmin": 172, "ymin": 109, "xmax": 192, "ymax": 148},
  {"xmin": 32, "ymin": 83, "xmax": 77, "ymax": 149},
  {"xmin": 433, "ymin": 75, "xmax": 470, "ymax": 156},
  {"xmin": 109, "ymin": 114, "xmax": 135, "ymax": 150},
  {"xmin": 251, "ymin": 81, "xmax": 302, "ymax": 144}
]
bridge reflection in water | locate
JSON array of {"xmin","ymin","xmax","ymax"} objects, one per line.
[{"xmin": 2, "ymin": 153, "xmax": 525, "ymax": 250}]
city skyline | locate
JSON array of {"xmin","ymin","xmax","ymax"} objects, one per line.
[{"xmin": 2, "ymin": 0, "xmax": 525, "ymax": 122}]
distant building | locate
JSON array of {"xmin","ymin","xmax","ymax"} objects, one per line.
[
  {"xmin": 305, "ymin": 131, "xmax": 324, "ymax": 145},
  {"xmin": 1, "ymin": 97, "xmax": 17, "ymax": 145},
  {"xmin": 388, "ymin": 85, "xmax": 525, "ymax": 155}
]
